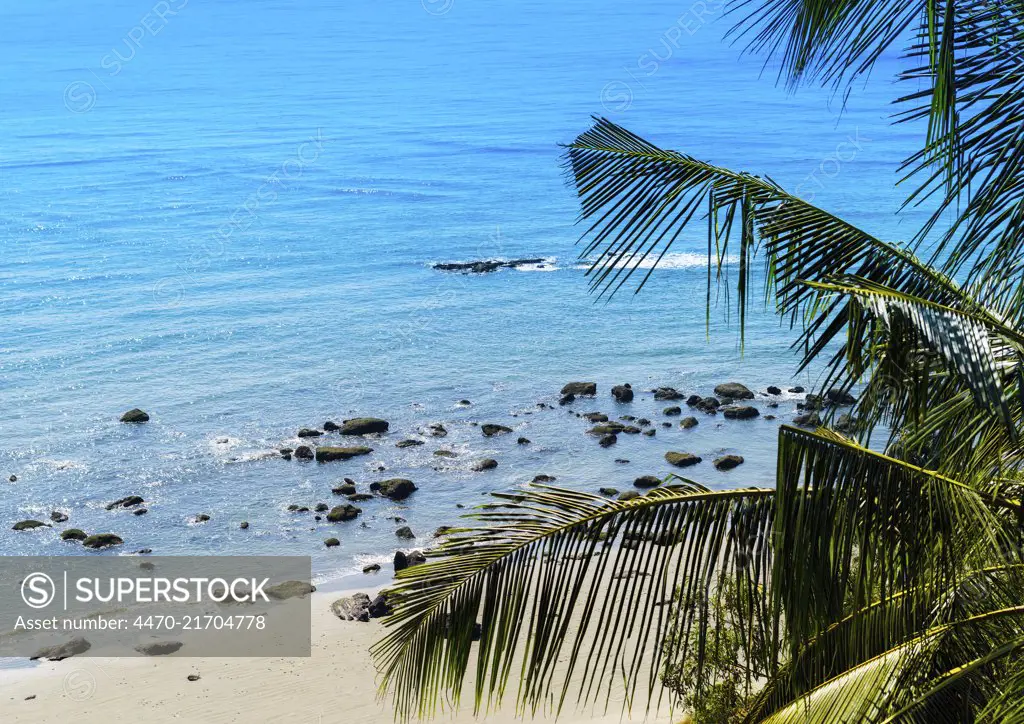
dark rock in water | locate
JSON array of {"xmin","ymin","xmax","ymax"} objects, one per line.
[
  {"xmin": 83, "ymin": 533, "xmax": 123, "ymax": 549},
  {"xmin": 764, "ymin": 415, "xmax": 777, "ymax": 420},
  {"xmin": 133, "ymin": 508, "xmax": 148, "ymax": 516},
  {"xmin": 584, "ymin": 412, "xmax": 608, "ymax": 423},
  {"xmin": 294, "ymin": 445, "xmax": 314, "ymax": 460},
  {"xmin": 333, "ymin": 482, "xmax": 357, "ymax": 496},
  {"xmin": 559, "ymin": 393, "xmax": 575, "ymax": 406},
  {"xmin": 434, "ymin": 526, "xmax": 453, "ymax": 537},
  {"xmin": 332, "ymin": 593, "xmax": 371, "ymax": 622},
  {"xmin": 599, "ymin": 487, "xmax": 619, "ymax": 496},
  {"xmin": 31, "ymin": 637, "xmax": 91, "ymax": 661},
  {"xmin": 826, "ymin": 388, "xmax": 857, "ymax": 406},
  {"xmin": 766, "ymin": 386, "xmax": 782, "ymax": 395},
  {"xmin": 135, "ymin": 641, "xmax": 184, "ymax": 656},
  {"xmin": 298, "ymin": 428, "xmax": 322, "ymax": 438},
  {"xmin": 433, "ymin": 449, "xmax": 458, "ymax": 458},
  {"xmin": 714, "ymin": 383, "xmax": 754, "ymax": 400},
  {"xmin": 428, "ymin": 423, "xmax": 448, "ymax": 437},
  {"xmin": 324, "ymin": 537, "xmax": 340, "ymax": 548},
  {"xmin": 767, "ymin": 401, "xmax": 779, "ymax": 408},
  {"xmin": 481, "ymin": 424, "xmax": 512, "ymax": 437},
  {"xmin": 315, "ymin": 446, "xmax": 373, "ymax": 463},
  {"xmin": 457, "ymin": 399, "xmax": 471, "ymax": 406},
  {"xmin": 266, "ymin": 581, "xmax": 315, "ymax": 600},
  {"xmin": 9, "ymin": 474, "xmax": 16, "ymax": 482},
  {"xmin": 789, "ymin": 386, "xmax": 805, "ymax": 393},
  {"xmin": 370, "ymin": 478, "xmax": 417, "ymax": 500},
  {"xmin": 396, "ymin": 439, "xmax": 424, "ymax": 448},
  {"xmin": 618, "ymin": 491, "xmax": 641, "ymax": 502},
  {"xmin": 654, "ymin": 387, "xmax": 684, "ymax": 401},
  {"xmin": 133, "ymin": 548, "xmax": 152, "ymax": 555},
  {"xmin": 239, "ymin": 521, "xmax": 249, "ymax": 530},
  {"xmin": 697, "ymin": 397, "xmax": 720, "ymax": 414},
  {"xmin": 719, "ymin": 397, "xmax": 736, "ymax": 406},
  {"xmin": 804, "ymin": 394, "xmax": 824, "ymax": 410},
  {"xmin": 589, "ymin": 422, "xmax": 625, "ymax": 435},
  {"xmin": 621, "ymin": 426, "xmax": 641, "ymax": 435},
  {"xmin": 836, "ymin": 413, "xmax": 857, "ymax": 432},
  {"xmin": 363, "ymin": 563, "xmax": 381, "ymax": 574},
  {"xmin": 634, "ymin": 475, "xmax": 661, "ymax": 489},
  {"xmin": 323, "ymin": 421, "xmax": 340, "ymax": 432},
  {"xmin": 315, "ymin": 503, "xmax": 329, "ymax": 512},
  {"xmin": 473, "ymin": 458, "xmax": 498, "ymax": 471},
  {"xmin": 120, "ymin": 408, "xmax": 150, "ymax": 423},
  {"xmin": 533, "ymin": 474, "xmax": 556, "ymax": 482},
  {"xmin": 620, "ymin": 415, "xmax": 636, "ymax": 421},
  {"xmin": 561, "ymin": 382, "xmax": 597, "ymax": 396},
  {"xmin": 598, "ymin": 434, "xmax": 617, "ymax": 448},
  {"xmin": 615, "ymin": 458, "xmax": 630, "ymax": 464},
  {"xmin": 50, "ymin": 511, "xmax": 68, "ymax": 523},
  {"xmin": 339, "ymin": 417, "xmax": 389, "ymax": 435},
  {"xmin": 13, "ymin": 519, "xmax": 48, "ymax": 531},
  {"xmin": 194, "ymin": 514, "xmax": 210, "ymax": 523},
  {"xmin": 714, "ymin": 455, "xmax": 745, "ymax": 471},
  {"xmin": 680, "ymin": 416, "xmax": 699, "ymax": 429},
  {"xmin": 636, "ymin": 418, "xmax": 651, "ymax": 426},
  {"xmin": 395, "ymin": 526, "xmax": 415, "ymax": 539},
  {"xmin": 686, "ymin": 394, "xmax": 703, "ymax": 406},
  {"xmin": 433, "ymin": 258, "xmax": 546, "ymax": 274},
  {"xmin": 663, "ymin": 406, "xmax": 682, "ymax": 416},
  {"xmin": 794, "ymin": 411, "xmax": 822, "ymax": 428},
  {"xmin": 723, "ymin": 405, "xmax": 760, "ymax": 420},
  {"xmin": 661, "ymin": 422, "xmax": 672, "ymax": 428},
  {"xmin": 106, "ymin": 495, "xmax": 144, "ymax": 510},
  {"xmin": 286, "ymin": 504, "xmax": 308, "ymax": 512},
  {"xmin": 348, "ymin": 493, "xmax": 373, "ymax": 502},
  {"xmin": 517, "ymin": 437, "xmax": 531, "ymax": 445},
  {"xmin": 369, "ymin": 594, "xmax": 392, "ymax": 618},
  {"xmin": 61, "ymin": 528, "xmax": 88, "ymax": 541},
  {"xmin": 665, "ymin": 452, "xmax": 702, "ymax": 468},
  {"xmin": 394, "ymin": 549, "xmax": 427, "ymax": 572},
  {"xmin": 611, "ymin": 384, "xmax": 634, "ymax": 403},
  {"xmin": 326, "ymin": 505, "xmax": 361, "ymax": 522},
  {"xmin": 643, "ymin": 428, "xmax": 656, "ymax": 437}
]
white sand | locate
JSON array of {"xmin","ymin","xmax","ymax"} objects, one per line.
[{"xmin": 0, "ymin": 590, "xmax": 680, "ymax": 723}]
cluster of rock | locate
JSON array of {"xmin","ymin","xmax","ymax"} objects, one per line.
[{"xmin": 432, "ymin": 258, "xmax": 547, "ymax": 274}]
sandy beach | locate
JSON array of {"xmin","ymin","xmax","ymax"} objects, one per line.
[{"xmin": 0, "ymin": 589, "xmax": 678, "ymax": 723}]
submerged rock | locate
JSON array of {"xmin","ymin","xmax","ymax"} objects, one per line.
[
  {"xmin": 427, "ymin": 423, "xmax": 448, "ymax": 437},
  {"xmin": 766, "ymin": 386, "xmax": 782, "ymax": 395},
  {"xmin": 653, "ymin": 387, "xmax": 685, "ymax": 401},
  {"xmin": 663, "ymin": 406, "xmax": 682, "ymax": 416},
  {"xmin": 297, "ymin": 428, "xmax": 322, "ymax": 438},
  {"xmin": 370, "ymin": 478, "xmax": 417, "ymax": 500},
  {"xmin": 61, "ymin": 528, "xmax": 88, "ymax": 541},
  {"xmin": 396, "ymin": 439, "xmax": 424, "ymax": 448},
  {"xmin": 561, "ymin": 382, "xmax": 597, "ymax": 396},
  {"xmin": 584, "ymin": 412, "xmax": 608, "ymax": 423},
  {"xmin": 83, "ymin": 533, "xmax": 123, "ymax": 549},
  {"xmin": 665, "ymin": 452, "xmax": 702, "ymax": 468},
  {"xmin": 315, "ymin": 446, "xmax": 373, "ymax": 462},
  {"xmin": 634, "ymin": 475, "xmax": 661, "ymax": 489},
  {"xmin": 326, "ymin": 505, "xmax": 362, "ymax": 522},
  {"xmin": 481, "ymin": 424, "xmax": 512, "ymax": 437},
  {"xmin": 324, "ymin": 537, "xmax": 340, "ymax": 548},
  {"xmin": 680, "ymin": 416, "xmax": 699, "ymax": 429},
  {"xmin": 395, "ymin": 526, "xmax": 415, "ymax": 539},
  {"xmin": 473, "ymin": 458, "xmax": 498, "ymax": 471},
  {"xmin": 13, "ymin": 520, "xmax": 48, "ymax": 531},
  {"xmin": 105, "ymin": 495, "xmax": 144, "ymax": 510},
  {"xmin": 120, "ymin": 408, "xmax": 150, "ymax": 423},
  {"xmin": 598, "ymin": 434, "xmax": 617, "ymax": 448},
  {"xmin": 722, "ymin": 405, "xmax": 760, "ymax": 420}
]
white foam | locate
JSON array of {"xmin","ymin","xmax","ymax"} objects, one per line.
[{"xmin": 575, "ymin": 252, "xmax": 738, "ymax": 270}]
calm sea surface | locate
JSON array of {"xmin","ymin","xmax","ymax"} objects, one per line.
[{"xmin": 0, "ymin": 0, "xmax": 928, "ymax": 582}]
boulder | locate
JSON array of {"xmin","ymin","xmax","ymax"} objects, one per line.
[
  {"xmin": 789, "ymin": 386, "xmax": 806, "ymax": 393},
  {"xmin": 332, "ymin": 593, "xmax": 371, "ymax": 622},
  {"xmin": 793, "ymin": 411, "xmax": 822, "ymax": 428},
  {"xmin": 766, "ymin": 386, "xmax": 782, "ymax": 395},
  {"xmin": 634, "ymin": 475, "xmax": 661, "ymax": 489},
  {"xmin": 618, "ymin": 491, "xmax": 641, "ymax": 502},
  {"xmin": 395, "ymin": 526, "xmax": 415, "ymax": 539},
  {"xmin": 611, "ymin": 384, "xmax": 634, "ymax": 403},
  {"xmin": 396, "ymin": 439, "xmax": 424, "ymax": 448},
  {"xmin": 315, "ymin": 446, "xmax": 373, "ymax": 462},
  {"xmin": 686, "ymin": 394, "xmax": 703, "ymax": 406},
  {"xmin": 433, "ymin": 450, "xmax": 458, "ymax": 458},
  {"xmin": 433, "ymin": 258, "xmax": 546, "ymax": 274},
  {"xmin": 50, "ymin": 511, "xmax": 69, "ymax": 523},
  {"xmin": 135, "ymin": 641, "xmax": 184, "ymax": 656},
  {"xmin": 473, "ymin": 458, "xmax": 498, "ymax": 471},
  {"xmin": 315, "ymin": 503, "xmax": 329, "ymax": 512},
  {"xmin": 194, "ymin": 514, "xmax": 210, "ymax": 523},
  {"xmin": 338, "ymin": 418, "xmax": 390, "ymax": 435},
  {"xmin": 13, "ymin": 520, "xmax": 48, "ymax": 531},
  {"xmin": 665, "ymin": 452, "xmax": 702, "ymax": 468},
  {"xmin": 599, "ymin": 487, "xmax": 619, "ymax": 496},
  {"xmin": 332, "ymin": 482, "xmax": 357, "ymax": 496},
  {"xmin": 297, "ymin": 428, "xmax": 322, "ymax": 438},
  {"xmin": 61, "ymin": 528, "xmax": 88, "ymax": 541},
  {"xmin": 394, "ymin": 550, "xmax": 427, "ymax": 572},
  {"xmin": 561, "ymin": 382, "xmax": 597, "ymax": 396},
  {"xmin": 803, "ymin": 394, "xmax": 824, "ymax": 410},
  {"xmin": 643, "ymin": 429, "xmax": 656, "ymax": 437},
  {"xmin": 680, "ymin": 417, "xmax": 699, "ymax": 429},
  {"xmin": 589, "ymin": 422, "xmax": 626, "ymax": 435},
  {"xmin": 653, "ymin": 387, "xmax": 684, "ymax": 401},
  {"xmin": 722, "ymin": 405, "xmax": 760, "ymax": 420},
  {"xmin": 598, "ymin": 434, "xmax": 617, "ymax": 448},
  {"xmin": 348, "ymin": 493, "xmax": 373, "ymax": 502},
  {"xmin": 714, "ymin": 383, "xmax": 754, "ymax": 400},
  {"xmin": 714, "ymin": 455, "xmax": 745, "ymax": 471},
  {"xmin": 368, "ymin": 594, "xmax": 392, "ymax": 618},
  {"xmin": 663, "ymin": 406, "xmax": 682, "ymax": 416},
  {"xmin": 31, "ymin": 637, "xmax": 91, "ymax": 661},
  {"xmin": 294, "ymin": 445, "xmax": 314, "ymax": 460},
  {"xmin": 363, "ymin": 564, "xmax": 381, "ymax": 574},
  {"xmin": 481, "ymin": 424, "xmax": 512, "ymax": 437},
  {"xmin": 120, "ymin": 408, "xmax": 150, "ymax": 423},
  {"xmin": 370, "ymin": 478, "xmax": 417, "ymax": 500},
  {"xmin": 83, "ymin": 533, "xmax": 123, "ymax": 549},
  {"xmin": 239, "ymin": 521, "xmax": 249, "ymax": 530},
  {"xmin": 697, "ymin": 397, "xmax": 720, "ymax": 414},
  {"xmin": 826, "ymin": 388, "xmax": 857, "ymax": 406},
  {"xmin": 106, "ymin": 495, "xmax": 144, "ymax": 510},
  {"xmin": 324, "ymin": 538, "xmax": 340, "ymax": 548},
  {"xmin": 836, "ymin": 413, "xmax": 857, "ymax": 433},
  {"xmin": 584, "ymin": 412, "xmax": 608, "ymax": 423},
  {"xmin": 517, "ymin": 437, "xmax": 531, "ymax": 445},
  {"xmin": 323, "ymin": 421, "xmax": 340, "ymax": 432},
  {"xmin": 326, "ymin": 505, "xmax": 362, "ymax": 522},
  {"xmin": 133, "ymin": 508, "xmax": 148, "ymax": 516},
  {"xmin": 533, "ymin": 474, "xmax": 556, "ymax": 482},
  {"xmin": 266, "ymin": 581, "xmax": 315, "ymax": 600},
  {"xmin": 428, "ymin": 423, "xmax": 448, "ymax": 437}
]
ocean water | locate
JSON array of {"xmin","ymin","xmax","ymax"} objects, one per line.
[{"xmin": 0, "ymin": 0, "xmax": 927, "ymax": 583}]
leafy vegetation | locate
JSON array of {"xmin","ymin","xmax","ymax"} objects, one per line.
[{"xmin": 374, "ymin": 2, "xmax": 1024, "ymax": 721}]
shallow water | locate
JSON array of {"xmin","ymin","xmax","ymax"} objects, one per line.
[{"xmin": 1, "ymin": 0, "xmax": 927, "ymax": 580}]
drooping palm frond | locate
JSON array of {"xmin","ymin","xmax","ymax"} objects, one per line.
[{"xmin": 373, "ymin": 481, "xmax": 776, "ymax": 721}]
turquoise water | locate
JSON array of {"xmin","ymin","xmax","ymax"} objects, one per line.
[{"xmin": 0, "ymin": 0, "xmax": 925, "ymax": 581}]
